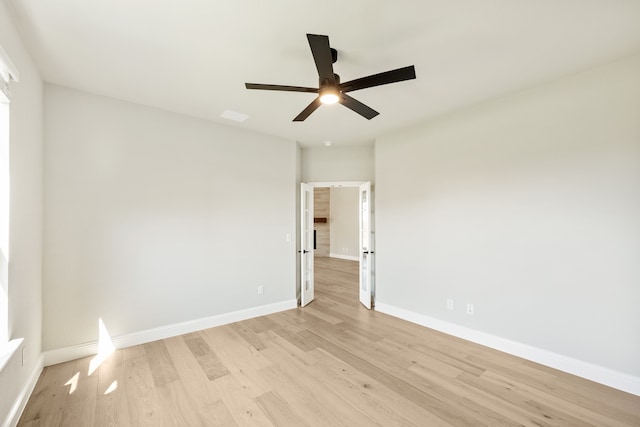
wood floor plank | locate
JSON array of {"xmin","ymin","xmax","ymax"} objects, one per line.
[
  {"xmin": 304, "ymin": 349, "xmax": 442, "ymax": 427},
  {"xmin": 142, "ymin": 340, "xmax": 179, "ymax": 387},
  {"xmin": 268, "ymin": 316, "xmax": 320, "ymax": 352},
  {"xmin": 550, "ymin": 376, "xmax": 640, "ymax": 425},
  {"xmin": 258, "ymin": 363, "xmax": 375, "ymax": 427},
  {"xmin": 162, "ymin": 334, "xmax": 224, "ymax": 407},
  {"xmin": 204, "ymin": 400, "xmax": 240, "ymax": 427},
  {"xmin": 155, "ymin": 380, "xmax": 208, "ymax": 427},
  {"xmin": 95, "ymin": 349, "xmax": 132, "ymax": 427},
  {"xmin": 182, "ymin": 331, "xmax": 231, "ymax": 380},
  {"xmin": 259, "ymin": 330, "xmax": 325, "ymax": 367},
  {"xmin": 199, "ymin": 326, "xmax": 273, "ymax": 399},
  {"xmin": 123, "ymin": 355, "xmax": 162, "ymax": 426},
  {"xmin": 240, "ymin": 316, "xmax": 281, "ymax": 334},
  {"xmin": 17, "ymin": 257, "xmax": 640, "ymax": 426},
  {"xmin": 96, "ymin": 350, "xmax": 124, "ymax": 394},
  {"xmin": 408, "ymin": 362, "xmax": 552, "ymax": 427},
  {"xmin": 480, "ymin": 369, "xmax": 635, "ymax": 427},
  {"xmin": 121, "ymin": 344, "xmax": 145, "ymax": 361},
  {"xmin": 254, "ymin": 391, "xmax": 311, "ymax": 427},
  {"xmin": 95, "ymin": 390, "xmax": 132, "ymax": 427},
  {"xmin": 300, "ymin": 305, "xmax": 344, "ymax": 325},
  {"xmin": 458, "ymin": 371, "xmax": 602, "ymax": 426},
  {"xmin": 18, "ymin": 411, "xmax": 62, "ymax": 427},
  {"xmin": 230, "ymin": 321, "xmax": 267, "ymax": 351},
  {"xmin": 59, "ymin": 357, "xmax": 98, "ymax": 427},
  {"xmin": 208, "ymin": 374, "xmax": 275, "ymax": 427},
  {"xmin": 409, "ymin": 341, "xmax": 488, "ymax": 377},
  {"xmin": 201, "ymin": 325, "xmax": 272, "ymax": 372}
]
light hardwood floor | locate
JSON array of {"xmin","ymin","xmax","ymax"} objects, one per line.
[{"xmin": 19, "ymin": 257, "xmax": 640, "ymax": 426}]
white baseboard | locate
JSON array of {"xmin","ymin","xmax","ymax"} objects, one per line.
[
  {"xmin": 375, "ymin": 302, "xmax": 640, "ymax": 397},
  {"xmin": 43, "ymin": 299, "xmax": 297, "ymax": 367},
  {"xmin": 329, "ymin": 253, "xmax": 359, "ymax": 262},
  {"xmin": 2, "ymin": 354, "xmax": 44, "ymax": 427}
]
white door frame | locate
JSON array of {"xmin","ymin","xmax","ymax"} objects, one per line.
[
  {"xmin": 358, "ymin": 182, "xmax": 373, "ymax": 309},
  {"xmin": 300, "ymin": 183, "xmax": 315, "ymax": 306},
  {"xmin": 298, "ymin": 181, "xmax": 374, "ymax": 308}
]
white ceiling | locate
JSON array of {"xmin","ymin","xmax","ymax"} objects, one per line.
[{"xmin": 6, "ymin": 0, "xmax": 640, "ymax": 147}]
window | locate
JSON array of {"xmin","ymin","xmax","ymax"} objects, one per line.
[
  {"xmin": 0, "ymin": 44, "xmax": 19, "ymax": 370},
  {"xmin": 0, "ymin": 92, "xmax": 8, "ymax": 346}
]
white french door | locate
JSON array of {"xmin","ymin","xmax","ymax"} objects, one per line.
[
  {"xmin": 359, "ymin": 182, "xmax": 374, "ymax": 309},
  {"xmin": 300, "ymin": 183, "xmax": 315, "ymax": 306}
]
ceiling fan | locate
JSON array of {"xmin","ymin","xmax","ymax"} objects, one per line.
[{"xmin": 245, "ymin": 34, "xmax": 416, "ymax": 122}]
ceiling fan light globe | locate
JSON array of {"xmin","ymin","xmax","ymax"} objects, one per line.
[{"xmin": 320, "ymin": 93, "xmax": 339, "ymax": 104}]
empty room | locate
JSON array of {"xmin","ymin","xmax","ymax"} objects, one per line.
[{"xmin": 1, "ymin": 1, "xmax": 640, "ymax": 426}]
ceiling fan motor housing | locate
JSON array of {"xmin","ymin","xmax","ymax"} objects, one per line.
[{"xmin": 320, "ymin": 74, "xmax": 340, "ymax": 88}]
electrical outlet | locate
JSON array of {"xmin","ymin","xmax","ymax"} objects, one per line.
[
  {"xmin": 446, "ymin": 299, "xmax": 454, "ymax": 310},
  {"xmin": 257, "ymin": 285, "xmax": 264, "ymax": 295},
  {"xmin": 466, "ymin": 303, "xmax": 474, "ymax": 315}
]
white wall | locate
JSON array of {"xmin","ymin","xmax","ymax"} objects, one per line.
[
  {"xmin": 0, "ymin": 1, "xmax": 43, "ymax": 424},
  {"xmin": 43, "ymin": 85, "xmax": 297, "ymax": 351},
  {"xmin": 376, "ymin": 54, "xmax": 640, "ymax": 377},
  {"xmin": 329, "ymin": 187, "xmax": 359, "ymax": 259},
  {"xmin": 301, "ymin": 144, "xmax": 374, "ymax": 183}
]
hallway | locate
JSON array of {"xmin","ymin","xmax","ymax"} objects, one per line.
[{"xmin": 313, "ymin": 256, "xmax": 361, "ymax": 308}]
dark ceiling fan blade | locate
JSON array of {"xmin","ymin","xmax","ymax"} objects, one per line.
[
  {"xmin": 340, "ymin": 94, "xmax": 379, "ymax": 120},
  {"xmin": 340, "ymin": 65, "xmax": 416, "ymax": 93},
  {"xmin": 245, "ymin": 83, "xmax": 318, "ymax": 93},
  {"xmin": 307, "ymin": 34, "xmax": 336, "ymax": 85},
  {"xmin": 293, "ymin": 97, "xmax": 322, "ymax": 122}
]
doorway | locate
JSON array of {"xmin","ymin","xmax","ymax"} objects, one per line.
[{"xmin": 299, "ymin": 181, "xmax": 374, "ymax": 309}]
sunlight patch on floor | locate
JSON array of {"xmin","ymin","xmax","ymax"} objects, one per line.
[
  {"xmin": 104, "ymin": 380, "xmax": 118, "ymax": 395},
  {"xmin": 65, "ymin": 372, "xmax": 80, "ymax": 394}
]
